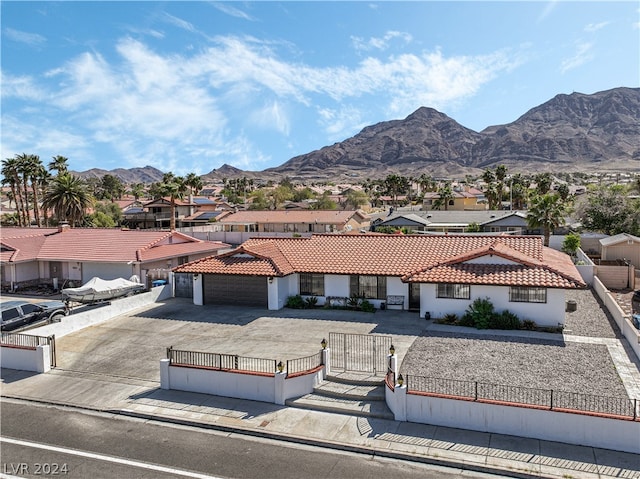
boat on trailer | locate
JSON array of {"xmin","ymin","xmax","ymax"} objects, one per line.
[{"xmin": 62, "ymin": 277, "xmax": 145, "ymax": 304}]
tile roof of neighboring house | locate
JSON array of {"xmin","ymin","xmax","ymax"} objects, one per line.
[
  {"xmin": 1, "ymin": 228, "xmax": 229, "ymax": 264},
  {"xmin": 218, "ymin": 210, "xmax": 369, "ymax": 225},
  {"xmin": 174, "ymin": 234, "xmax": 585, "ymax": 288},
  {"xmin": 1, "ymin": 228, "xmax": 59, "ymax": 238}
]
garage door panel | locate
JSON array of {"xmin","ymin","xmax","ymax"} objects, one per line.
[{"xmin": 204, "ymin": 275, "xmax": 268, "ymax": 306}]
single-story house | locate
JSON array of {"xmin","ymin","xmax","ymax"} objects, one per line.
[
  {"xmin": 217, "ymin": 210, "xmax": 370, "ymax": 234},
  {"xmin": 373, "ymin": 211, "xmax": 539, "ymax": 235},
  {"xmin": 174, "ymin": 234, "xmax": 585, "ymax": 327},
  {"xmin": 1, "ymin": 225, "xmax": 230, "ymax": 292},
  {"xmin": 422, "ymin": 190, "xmax": 486, "ymax": 211}
]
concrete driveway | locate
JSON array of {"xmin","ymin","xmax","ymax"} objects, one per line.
[{"xmin": 55, "ymin": 298, "xmax": 425, "ymax": 381}]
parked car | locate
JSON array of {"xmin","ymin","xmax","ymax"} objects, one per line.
[{"xmin": 1, "ymin": 300, "xmax": 69, "ymax": 332}]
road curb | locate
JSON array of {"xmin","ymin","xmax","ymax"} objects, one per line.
[{"xmin": 0, "ymin": 395, "xmax": 552, "ymax": 479}]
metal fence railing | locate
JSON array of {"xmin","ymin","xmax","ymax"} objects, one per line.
[
  {"xmin": 406, "ymin": 374, "xmax": 638, "ymax": 420},
  {"xmin": 287, "ymin": 351, "xmax": 322, "ymax": 375},
  {"xmin": 167, "ymin": 347, "xmax": 277, "ymax": 375}
]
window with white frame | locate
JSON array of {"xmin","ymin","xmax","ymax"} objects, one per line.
[
  {"xmin": 437, "ymin": 283, "xmax": 470, "ymax": 299},
  {"xmin": 299, "ymin": 273, "xmax": 324, "ymax": 296},
  {"xmin": 509, "ymin": 286, "xmax": 547, "ymax": 303},
  {"xmin": 350, "ymin": 275, "xmax": 387, "ymax": 299}
]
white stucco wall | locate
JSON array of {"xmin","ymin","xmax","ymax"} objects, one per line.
[
  {"xmin": 16, "ymin": 262, "xmax": 39, "ymax": 282},
  {"xmin": 421, "ymin": 284, "xmax": 566, "ymax": 327},
  {"xmin": 401, "ymin": 392, "xmax": 640, "ymax": 454},
  {"xmin": 0, "ymin": 345, "xmax": 50, "ymax": 373},
  {"xmin": 81, "ymin": 262, "xmax": 134, "ymax": 282},
  {"xmin": 269, "ymin": 275, "xmax": 295, "ymax": 310}
]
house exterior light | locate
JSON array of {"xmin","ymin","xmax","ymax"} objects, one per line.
[{"xmin": 321, "ymin": 338, "xmax": 327, "ymax": 349}]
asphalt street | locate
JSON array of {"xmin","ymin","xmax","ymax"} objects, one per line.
[{"xmin": 0, "ymin": 400, "xmax": 510, "ymax": 479}]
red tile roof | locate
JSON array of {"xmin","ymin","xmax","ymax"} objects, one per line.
[
  {"xmin": 218, "ymin": 210, "xmax": 369, "ymax": 225},
  {"xmin": 174, "ymin": 234, "xmax": 585, "ymax": 288},
  {"xmin": 1, "ymin": 228, "xmax": 229, "ymax": 264}
]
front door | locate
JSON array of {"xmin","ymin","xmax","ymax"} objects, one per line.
[{"xmin": 409, "ymin": 283, "xmax": 420, "ymax": 311}]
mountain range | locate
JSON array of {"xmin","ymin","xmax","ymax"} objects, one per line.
[{"xmin": 75, "ymin": 87, "xmax": 640, "ymax": 183}]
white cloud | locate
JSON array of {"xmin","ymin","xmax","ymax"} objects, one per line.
[
  {"xmin": 3, "ymin": 27, "xmax": 46, "ymax": 46},
  {"xmin": 317, "ymin": 107, "xmax": 366, "ymax": 141},
  {"xmin": 210, "ymin": 2, "xmax": 255, "ymax": 21},
  {"xmin": 0, "ymin": 73, "xmax": 46, "ymax": 100},
  {"xmin": 560, "ymin": 42, "xmax": 594, "ymax": 74},
  {"xmin": 249, "ymin": 101, "xmax": 290, "ymax": 135},
  {"xmin": 161, "ymin": 12, "xmax": 197, "ymax": 33},
  {"xmin": 584, "ymin": 21, "xmax": 610, "ymax": 33},
  {"xmin": 351, "ymin": 31, "xmax": 412, "ymax": 52},
  {"xmin": 5, "ymin": 34, "xmax": 520, "ymax": 173}
]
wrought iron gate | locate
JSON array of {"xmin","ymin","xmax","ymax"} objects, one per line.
[{"xmin": 328, "ymin": 332, "xmax": 392, "ymax": 376}]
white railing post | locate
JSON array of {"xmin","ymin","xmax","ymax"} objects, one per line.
[
  {"xmin": 274, "ymin": 369, "xmax": 286, "ymax": 405},
  {"xmin": 322, "ymin": 347, "xmax": 330, "ymax": 378},
  {"xmin": 160, "ymin": 358, "xmax": 170, "ymax": 390}
]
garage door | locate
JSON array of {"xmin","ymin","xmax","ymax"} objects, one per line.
[{"xmin": 203, "ymin": 274, "xmax": 268, "ymax": 306}]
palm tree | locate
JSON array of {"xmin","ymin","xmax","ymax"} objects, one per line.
[
  {"xmin": 527, "ymin": 193, "xmax": 566, "ymax": 246},
  {"xmin": 129, "ymin": 183, "xmax": 146, "ymax": 201},
  {"xmin": 158, "ymin": 172, "xmax": 187, "ymax": 230},
  {"xmin": 42, "ymin": 173, "xmax": 93, "ymax": 227},
  {"xmin": 433, "ymin": 182, "xmax": 455, "ymax": 211},
  {"xmin": 27, "ymin": 155, "xmax": 47, "ymax": 227},
  {"xmin": 2, "ymin": 156, "xmax": 25, "ymax": 226},
  {"xmin": 48, "ymin": 155, "xmax": 69, "ymax": 175},
  {"xmin": 184, "ymin": 172, "xmax": 203, "ymax": 197}
]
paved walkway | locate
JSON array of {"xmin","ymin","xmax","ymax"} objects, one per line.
[{"xmin": 1, "ymin": 367, "xmax": 639, "ymax": 479}]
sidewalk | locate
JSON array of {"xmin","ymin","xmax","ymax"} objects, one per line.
[{"xmin": 2, "ymin": 367, "xmax": 638, "ymax": 479}]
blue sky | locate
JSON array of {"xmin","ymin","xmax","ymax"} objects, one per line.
[{"xmin": 2, "ymin": 1, "xmax": 638, "ymax": 176}]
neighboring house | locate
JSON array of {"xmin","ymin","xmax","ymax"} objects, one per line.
[
  {"xmin": 374, "ymin": 214, "xmax": 430, "ymax": 232},
  {"xmin": 373, "ymin": 211, "xmax": 539, "ymax": 235},
  {"xmin": 422, "ymin": 190, "xmax": 486, "ymax": 211},
  {"xmin": 174, "ymin": 234, "xmax": 585, "ymax": 327},
  {"xmin": 217, "ymin": 210, "xmax": 370, "ymax": 234},
  {"xmin": 0, "ymin": 225, "xmax": 230, "ymax": 291},
  {"xmin": 600, "ymin": 233, "xmax": 640, "ymax": 268}
]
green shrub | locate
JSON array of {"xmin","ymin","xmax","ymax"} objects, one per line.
[
  {"xmin": 521, "ymin": 319, "xmax": 537, "ymax": 330},
  {"xmin": 285, "ymin": 295, "xmax": 305, "ymax": 309},
  {"xmin": 347, "ymin": 294, "xmax": 363, "ymax": 309},
  {"xmin": 490, "ymin": 310, "xmax": 521, "ymax": 330},
  {"xmin": 304, "ymin": 296, "xmax": 318, "ymax": 308},
  {"xmin": 464, "ymin": 297, "xmax": 495, "ymax": 329},
  {"xmin": 441, "ymin": 313, "xmax": 458, "ymax": 324},
  {"xmin": 360, "ymin": 300, "xmax": 376, "ymax": 313},
  {"xmin": 458, "ymin": 312, "xmax": 475, "ymax": 327}
]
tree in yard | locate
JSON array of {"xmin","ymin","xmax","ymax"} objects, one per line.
[
  {"xmin": 527, "ymin": 193, "xmax": 566, "ymax": 246},
  {"xmin": 97, "ymin": 174, "xmax": 125, "ymax": 201},
  {"xmin": 129, "ymin": 183, "xmax": 146, "ymax": 201},
  {"xmin": 184, "ymin": 172, "xmax": 203, "ymax": 198},
  {"xmin": 534, "ymin": 173, "xmax": 553, "ymax": 196},
  {"xmin": 42, "ymin": 173, "xmax": 93, "ymax": 227},
  {"xmin": 578, "ymin": 184, "xmax": 640, "ymax": 236},
  {"xmin": 561, "ymin": 233, "xmax": 581, "ymax": 258},
  {"xmin": 344, "ymin": 190, "xmax": 369, "ymax": 210},
  {"xmin": 48, "ymin": 155, "xmax": 69, "ymax": 175},
  {"xmin": 157, "ymin": 173, "xmax": 187, "ymax": 230},
  {"xmin": 383, "ymin": 174, "xmax": 409, "ymax": 207},
  {"xmin": 2, "ymin": 156, "xmax": 26, "ymax": 226},
  {"xmin": 433, "ymin": 182, "xmax": 455, "ymax": 211},
  {"xmin": 312, "ymin": 191, "xmax": 337, "ymax": 210}
]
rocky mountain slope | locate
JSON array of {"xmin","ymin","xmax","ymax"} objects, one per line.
[{"xmin": 268, "ymin": 87, "xmax": 639, "ymax": 179}]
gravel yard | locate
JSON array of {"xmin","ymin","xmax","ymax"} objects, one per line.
[
  {"xmin": 400, "ymin": 288, "xmax": 633, "ymax": 399},
  {"xmin": 564, "ymin": 288, "xmax": 621, "ymax": 338},
  {"xmin": 399, "ymin": 331, "xmax": 627, "ymax": 398}
]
